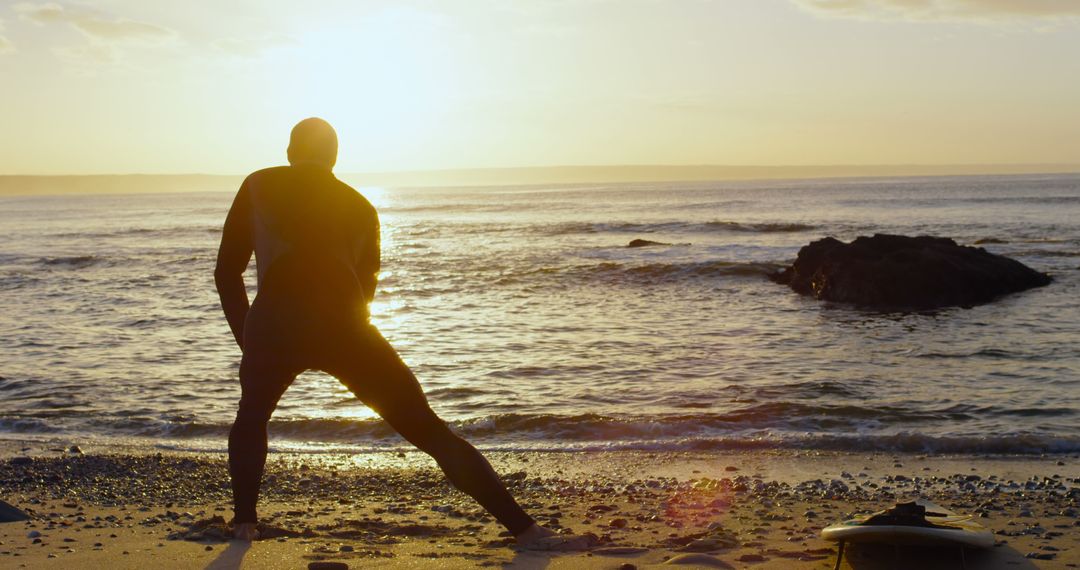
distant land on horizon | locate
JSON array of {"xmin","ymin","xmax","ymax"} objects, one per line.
[{"xmin": 2, "ymin": 163, "xmax": 1079, "ymax": 196}]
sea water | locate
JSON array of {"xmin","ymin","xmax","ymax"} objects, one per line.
[{"xmin": 1, "ymin": 174, "xmax": 1078, "ymax": 454}]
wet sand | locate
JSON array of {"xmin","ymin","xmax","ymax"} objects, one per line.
[{"xmin": 0, "ymin": 446, "xmax": 1076, "ymax": 569}]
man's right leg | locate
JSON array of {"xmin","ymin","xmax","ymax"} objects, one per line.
[{"xmin": 229, "ymin": 355, "xmax": 298, "ymax": 528}]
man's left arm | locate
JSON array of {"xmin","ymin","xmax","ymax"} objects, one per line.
[
  {"xmin": 359, "ymin": 207, "xmax": 381, "ymax": 305},
  {"xmin": 215, "ymin": 182, "xmax": 254, "ymax": 351}
]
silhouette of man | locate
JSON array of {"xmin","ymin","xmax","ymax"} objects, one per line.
[{"xmin": 216, "ymin": 118, "xmax": 581, "ymax": 547}]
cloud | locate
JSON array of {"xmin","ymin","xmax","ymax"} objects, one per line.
[
  {"xmin": 13, "ymin": 2, "xmax": 175, "ymax": 67},
  {"xmin": 13, "ymin": 2, "xmax": 65, "ymax": 23},
  {"xmin": 72, "ymin": 17, "xmax": 173, "ymax": 42},
  {"xmin": 14, "ymin": 2, "xmax": 175, "ymax": 43},
  {"xmin": 211, "ymin": 35, "xmax": 295, "ymax": 58},
  {"xmin": 0, "ymin": 19, "xmax": 13, "ymax": 54},
  {"xmin": 791, "ymin": 0, "xmax": 1080, "ymax": 22},
  {"xmin": 55, "ymin": 42, "xmax": 117, "ymax": 64}
]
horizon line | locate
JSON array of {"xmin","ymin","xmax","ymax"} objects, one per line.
[
  {"xmin": 3, "ymin": 162, "xmax": 1080, "ymax": 178},
  {"xmin": 3, "ymin": 163, "xmax": 1080, "ymax": 197}
]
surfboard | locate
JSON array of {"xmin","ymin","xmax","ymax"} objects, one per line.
[{"xmin": 821, "ymin": 499, "xmax": 993, "ymax": 549}]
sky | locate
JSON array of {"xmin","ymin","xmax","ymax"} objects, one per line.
[{"xmin": 0, "ymin": 0, "xmax": 1079, "ymax": 175}]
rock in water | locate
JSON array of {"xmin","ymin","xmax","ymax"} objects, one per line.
[
  {"xmin": 628, "ymin": 239, "xmax": 670, "ymax": 248},
  {"xmin": 770, "ymin": 234, "xmax": 1052, "ymax": 310},
  {"xmin": 0, "ymin": 499, "xmax": 31, "ymax": 522}
]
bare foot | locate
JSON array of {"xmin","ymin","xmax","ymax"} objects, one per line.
[
  {"xmin": 515, "ymin": 523, "xmax": 592, "ymax": 551},
  {"xmin": 232, "ymin": 522, "xmax": 260, "ymax": 541}
]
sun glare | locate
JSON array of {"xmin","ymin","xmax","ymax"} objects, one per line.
[
  {"xmin": 356, "ymin": 185, "xmax": 389, "ymax": 210},
  {"xmin": 369, "ymin": 295, "xmax": 412, "ymax": 333},
  {"xmin": 272, "ymin": 8, "xmax": 459, "ymax": 164},
  {"xmin": 309, "ymin": 399, "xmax": 380, "ymax": 423}
]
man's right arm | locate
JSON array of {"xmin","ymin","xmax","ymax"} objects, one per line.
[{"xmin": 215, "ymin": 182, "xmax": 255, "ymax": 350}]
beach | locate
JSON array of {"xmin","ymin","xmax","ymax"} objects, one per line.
[{"xmin": 1, "ymin": 443, "xmax": 1076, "ymax": 569}]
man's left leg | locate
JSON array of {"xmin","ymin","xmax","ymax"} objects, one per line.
[{"xmin": 320, "ymin": 325, "xmax": 536, "ymax": 536}]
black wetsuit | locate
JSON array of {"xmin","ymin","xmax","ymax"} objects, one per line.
[{"xmin": 216, "ymin": 165, "xmax": 533, "ymax": 533}]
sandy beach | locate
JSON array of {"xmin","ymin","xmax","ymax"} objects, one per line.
[{"xmin": 1, "ymin": 444, "xmax": 1075, "ymax": 569}]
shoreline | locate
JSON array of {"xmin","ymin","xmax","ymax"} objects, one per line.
[{"xmin": 1, "ymin": 446, "xmax": 1075, "ymax": 568}]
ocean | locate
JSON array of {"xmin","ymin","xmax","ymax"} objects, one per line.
[{"xmin": 1, "ymin": 173, "xmax": 1078, "ymax": 455}]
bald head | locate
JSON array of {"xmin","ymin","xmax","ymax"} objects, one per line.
[{"xmin": 287, "ymin": 117, "xmax": 338, "ymax": 169}]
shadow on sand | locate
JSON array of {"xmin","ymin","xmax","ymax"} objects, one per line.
[
  {"xmin": 504, "ymin": 543, "xmax": 1043, "ymax": 570},
  {"xmin": 506, "ymin": 550, "xmax": 557, "ymax": 569},
  {"xmin": 204, "ymin": 540, "xmax": 251, "ymax": 570},
  {"xmin": 842, "ymin": 543, "xmax": 1039, "ymax": 570}
]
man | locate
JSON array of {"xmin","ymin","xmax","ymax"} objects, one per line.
[{"xmin": 215, "ymin": 118, "xmax": 583, "ymax": 548}]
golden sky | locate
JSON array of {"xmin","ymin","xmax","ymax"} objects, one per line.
[{"xmin": 1, "ymin": 0, "xmax": 1078, "ymax": 175}]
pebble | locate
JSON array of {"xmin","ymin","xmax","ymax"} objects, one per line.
[
  {"xmin": 594, "ymin": 547, "xmax": 649, "ymax": 555},
  {"xmin": 662, "ymin": 553, "xmax": 732, "ymax": 567}
]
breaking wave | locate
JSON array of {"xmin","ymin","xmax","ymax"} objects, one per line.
[
  {"xmin": 38, "ymin": 255, "xmax": 105, "ymax": 268},
  {"xmin": 538, "ymin": 220, "xmax": 818, "ymax": 236},
  {"xmin": 5, "ymin": 405, "xmax": 1076, "ymax": 455},
  {"xmin": 493, "ymin": 260, "xmax": 784, "ymax": 286},
  {"xmin": 574, "ymin": 260, "xmax": 783, "ymax": 283},
  {"xmin": 703, "ymin": 221, "xmax": 818, "ymax": 233}
]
